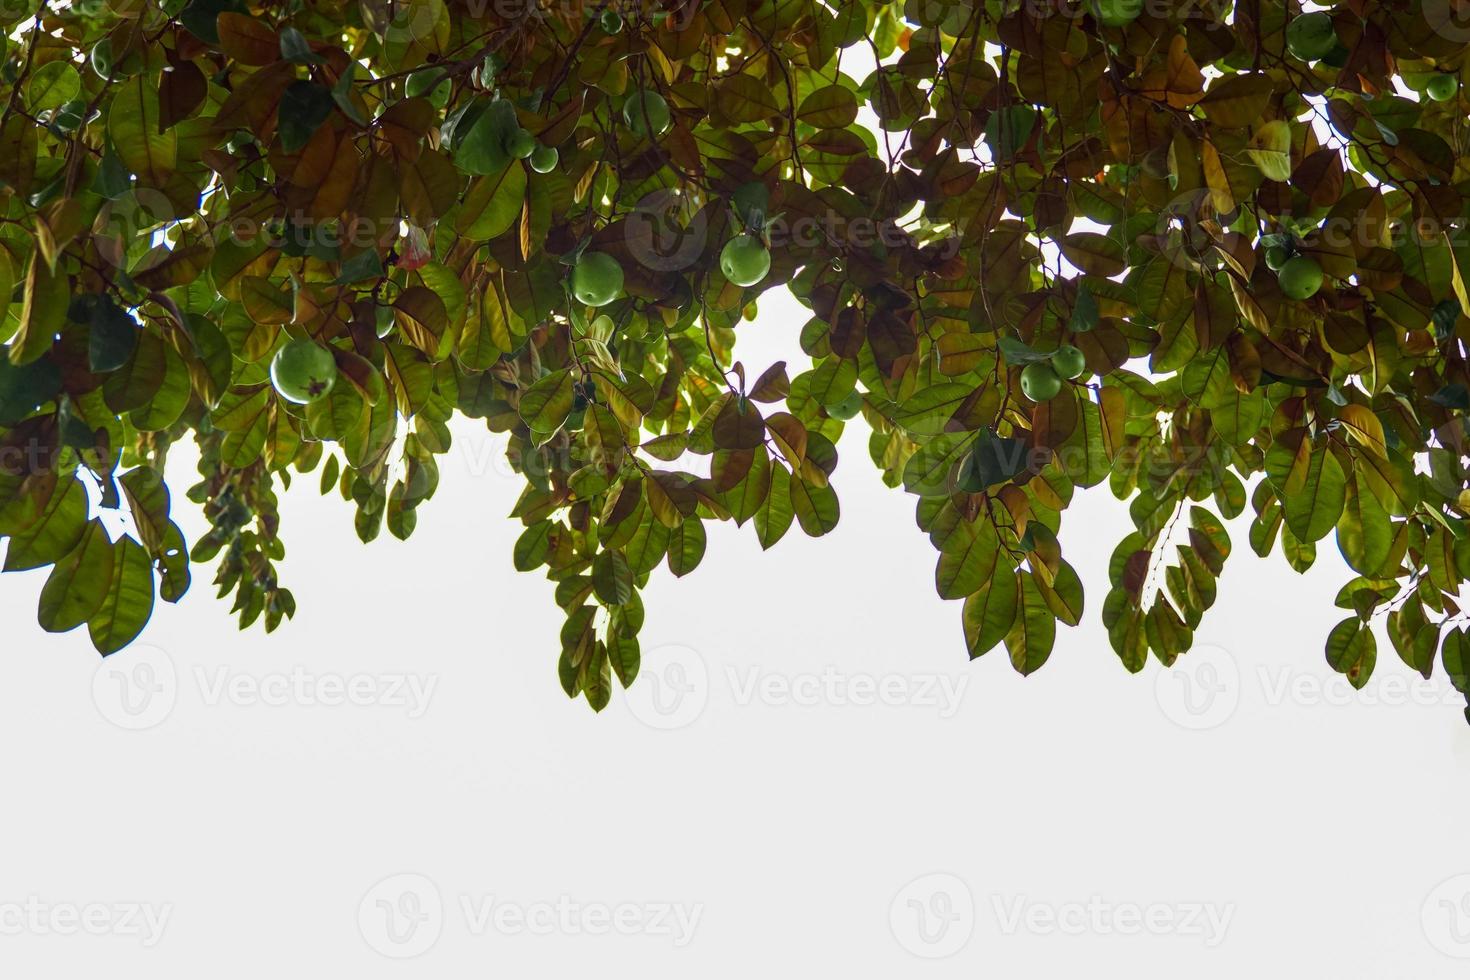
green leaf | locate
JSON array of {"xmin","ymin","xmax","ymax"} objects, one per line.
[
  {"xmin": 1444, "ymin": 628, "xmax": 1469, "ymax": 694},
  {"xmin": 37, "ymin": 520, "xmax": 115, "ymax": 633},
  {"xmin": 969, "ymin": 430, "xmax": 1031, "ymax": 488},
  {"xmin": 88, "ymin": 296, "xmax": 139, "ymax": 373},
  {"xmin": 129, "ymin": 339, "xmax": 192, "ymax": 431},
  {"xmin": 27, "ymin": 61, "xmax": 81, "ymax": 111},
  {"xmin": 276, "ymin": 81, "xmax": 334, "ymax": 154},
  {"xmin": 1035, "ymin": 560, "xmax": 1085, "ymax": 626},
  {"xmin": 519, "ymin": 369, "xmax": 576, "ymax": 434},
  {"xmin": 119, "ymin": 467, "xmax": 172, "ymax": 554},
  {"xmin": 457, "ymin": 164, "xmax": 528, "ymax": 241},
  {"xmin": 1325, "ymin": 616, "xmax": 1376, "ymax": 690},
  {"xmin": 902, "ymin": 431, "xmax": 972, "ymax": 496},
  {"xmin": 513, "ymin": 521, "xmax": 551, "ymax": 571},
  {"xmin": 88, "ymin": 536, "xmax": 156, "ymax": 655},
  {"xmin": 0, "ymin": 353, "xmax": 62, "ymax": 423},
  {"xmin": 666, "ymin": 519, "xmax": 706, "ymax": 577},
  {"xmin": 935, "ymin": 518, "xmax": 1001, "ymax": 600},
  {"xmin": 13, "ymin": 254, "xmax": 69, "ymax": 365},
  {"xmin": 1335, "ymin": 474, "xmax": 1392, "ymax": 576},
  {"xmin": 452, "ymin": 98, "xmax": 517, "ymax": 175},
  {"xmin": 961, "ymin": 563, "xmax": 1018, "ymax": 658},
  {"xmin": 1070, "ymin": 283, "xmax": 1098, "ymax": 332},
  {"xmin": 592, "ymin": 549, "xmax": 633, "ymax": 605},
  {"xmin": 1004, "ymin": 571, "xmax": 1056, "ymax": 675},
  {"xmin": 754, "ymin": 463, "xmax": 795, "ymax": 549},
  {"xmin": 107, "ymin": 74, "xmax": 176, "ymax": 181},
  {"xmin": 789, "ymin": 476, "xmax": 839, "ymax": 536},
  {"xmin": 279, "ymin": 26, "xmax": 323, "ymax": 64},
  {"xmin": 608, "ymin": 630, "xmax": 640, "ymax": 688},
  {"xmin": 806, "ymin": 358, "xmax": 858, "ymax": 407},
  {"xmin": 4, "ymin": 475, "xmax": 88, "ymax": 571},
  {"xmin": 1282, "ymin": 447, "xmax": 1347, "ymax": 543}
]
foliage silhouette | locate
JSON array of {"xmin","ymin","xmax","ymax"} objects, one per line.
[{"xmin": 1, "ymin": 0, "xmax": 1468, "ymax": 716}]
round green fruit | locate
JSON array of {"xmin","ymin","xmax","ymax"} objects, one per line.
[
  {"xmin": 1286, "ymin": 12, "xmax": 1337, "ymax": 62},
  {"xmin": 1020, "ymin": 362, "xmax": 1063, "ymax": 402},
  {"xmin": 271, "ymin": 339, "xmax": 338, "ymax": 405},
  {"xmin": 1321, "ymin": 42, "xmax": 1349, "ymax": 68},
  {"xmin": 529, "ymin": 143, "xmax": 559, "ymax": 173},
  {"xmin": 571, "ymin": 251, "xmax": 625, "ymax": 307},
  {"xmin": 1264, "ymin": 243, "xmax": 1290, "ymax": 271},
  {"xmin": 505, "ymin": 128, "xmax": 537, "ymax": 160},
  {"xmin": 1277, "ymin": 255, "xmax": 1324, "ymax": 301},
  {"xmin": 1051, "ymin": 344, "xmax": 1087, "ymax": 380},
  {"xmin": 600, "ymin": 9, "xmax": 623, "ymax": 33},
  {"xmin": 1426, "ymin": 74, "xmax": 1458, "ymax": 102},
  {"xmin": 827, "ymin": 391, "xmax": 863, "ymax": 420},
  {"xmin": 1093, "ymin": 0, "xmax": 1143, "ymax": 28},
  {"xmin": 719, "ymin": 235, "xmax": 771, "ymax": 287},
  {"xmin": 623, "ymin": 90, "xmax": 671, "ymax": 138}
]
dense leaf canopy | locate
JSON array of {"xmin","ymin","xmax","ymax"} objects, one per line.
[{"xmin": 2, "ymin": 0, "xmax": 1470, "ymax": 715}]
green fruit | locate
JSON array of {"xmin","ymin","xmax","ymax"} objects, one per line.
[
  {"xmin": 1051, "ymin": 344, "xmax": 1087, "ymax": 380},
  {"xmin": 1093, "ymin": 0, "xmax": 1143, "ymax": 27},
  {"xmin": 827, "ymin": 390, "xmax": 862, "ymax": 420},
  {"xmin": 1020, "ymin": 362, "xmax": 1063, "ymax": 402},
  {"xmin": 1426, "ymin": 74, "xmax": 1458, "ymax": 102},
  {"xmin": 271, "ymin": 339, "xmax": 338, "ymax": 404},
  {"xmin": 600, "ymin": 8, "xmax": 623, "ymax": 33},
  {"xmin": 983, "ymin": 104, "xmax": 1036, "ymax": 160},
  {"xmin": 623, "ymin": 90, "xmax": 671, "ymax": 138},
  {"xmin": 1277, "ymin": 255, "xmax": 1324, "ymax": 301},
  {"xmin": 571, "ymin": 251, "xmax": 625, "ymax": 307},
  {"xmin": 1321, "ymin": 42, "xmax": 1349, "ymax": 68},
  {"xmin": 1286, "ymin": 12, "xmax": 1337, "ymax": 62},
  {"xmin": 1264, "ymin": 243, "xmax": 1290, "ymax": 271},
  {"xmin": 719, "ymin": 235, "xmax": 770, "ymax": 287},
  {"xmin": 529, "ymin": 143, "xmax": 559, "ymax": 173},
  {"xmin": 505, "ymin": 128, "xmax": 537, "ymax": 159}
]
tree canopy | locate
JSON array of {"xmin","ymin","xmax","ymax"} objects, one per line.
[{"xmin": 1, "ymin": 0, "xmax": 1469, "ymax": 716}]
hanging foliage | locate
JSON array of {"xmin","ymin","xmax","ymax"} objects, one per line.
[{"xmin": 1, "ymin": 0, "xmax": 1469, "ymax": 716}]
